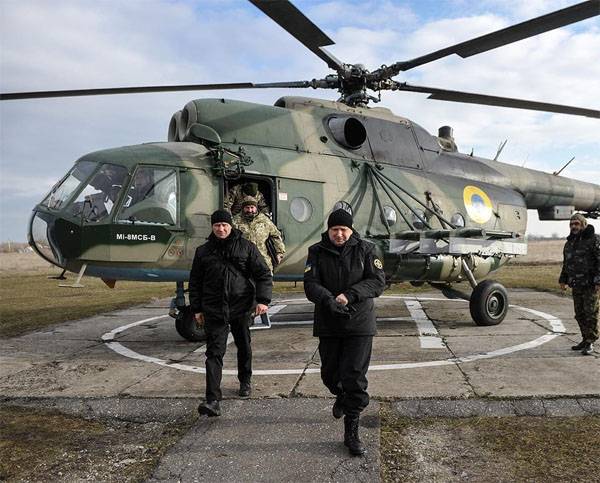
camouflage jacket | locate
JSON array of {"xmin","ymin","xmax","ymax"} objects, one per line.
[
  {"xmin": 224, "ymin": 185, "xmax": 269, "ymax": 216},
  {"xmin": 233, "ymin": 212, "xmax": 285, "ymax": 272},
  {"xmin": 559, "ymin": 224, "xmax": 600, "ymax": 288}
]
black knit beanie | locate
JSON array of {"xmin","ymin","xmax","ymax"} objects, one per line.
[
  {"xmin": 211, "ymin": 209, "xmax": 233, "ymax": 226},
  {"xmin": 327, "ymin": 208, "xmax": 353, "ymax": 229}
]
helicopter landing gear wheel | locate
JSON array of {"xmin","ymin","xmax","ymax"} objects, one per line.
[
  {"xmin": 469, "ymin": 280, "xmax": 508, "ymax": 326},
  {"xmin": 175, "ymin": 306, "xmax": 206, "ymax": 342}
]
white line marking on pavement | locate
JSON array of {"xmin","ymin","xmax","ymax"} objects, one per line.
[
  {"xmin": 101, "ymin": 296, "xmax": 566, "ymax": 375},
  {"xmin": 403, "ymin": 299, "xmax": 445, "ymax": 349},
  {"xmin": 511, "ymin": 306, "xmax": 566, "ymax": 333}
]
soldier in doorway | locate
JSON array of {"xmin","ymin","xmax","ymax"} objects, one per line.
[
  {"xmin": 225, "ymin": 182, "xmax": 269, "ymax": 216},
  {"xmin": 233, "ymin": 196, "xmax": 285, "ymax": 273},
  {"xmin": 559, "ymin": 213, "xmax": 600, "ymax": 355}
]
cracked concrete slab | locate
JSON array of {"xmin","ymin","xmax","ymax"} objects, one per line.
[
  {"xmin": 148, "ymin": 399, "xmax": 380, "ymax": 482},
  {"xmin": 390, "ymin": 397, "xmax": 600, "ymax": 418},
  {"xmin": 1, "ymin": 290, "xmax": 597, "ymax": 401}
]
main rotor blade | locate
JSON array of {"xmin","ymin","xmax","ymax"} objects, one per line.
[
  {"xmin": 381, "ymin": 0, "xmax": 599, "ymax": 75},
  {"xmin": 248, "ymin": 0, "xmax": 344, "ymax": 70},
  {"xmin": 0, "ymin": 81, "xmax": 315, "ymax": 101},
  {"xmin": 396, "ymin": 83, "xmax": 600, "ymax": 118}
]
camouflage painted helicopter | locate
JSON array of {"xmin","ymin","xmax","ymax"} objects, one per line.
[{"xmin": 2, "ymin": 0, "xmax": 599, "ymax": 341}]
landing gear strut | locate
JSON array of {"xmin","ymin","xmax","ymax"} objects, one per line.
[
  {"xmin": 169, "ymin": 281, "xmax": 206, "ymax": 342},
  {"xmin": 461, "ymin": 259, "xmax": 508, "ymax": 326}
]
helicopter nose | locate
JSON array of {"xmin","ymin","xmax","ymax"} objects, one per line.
[{"xmin": 28, "ymin": 210, "xmax": 65, "ymax": 267}]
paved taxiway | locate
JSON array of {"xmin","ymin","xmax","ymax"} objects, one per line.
[
  {"xmin": 2, "ymin": 289, "xmax": 599, "ymax": 481},
  {"xmin": 1, "ymin": 290, "xmax": 598, "ymax": 400}
]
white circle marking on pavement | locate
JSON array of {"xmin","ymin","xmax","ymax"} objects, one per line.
[{"xmin": 101, "ymin": 296, "xmax": 566, "ymax": 375}]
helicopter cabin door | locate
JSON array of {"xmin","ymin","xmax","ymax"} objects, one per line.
[
  {"xmin": 183, "ymin": 167, "xmax": 219, "ymax": 260},
  {"xmin": 275, "ymin": 177, "xmax": 324, "ymax": 274}
]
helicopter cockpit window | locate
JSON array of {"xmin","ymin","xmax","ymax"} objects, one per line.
[
  {"xmin": 70, "ymin": 164, "xmax": 128, "ymax": 222},
  {"xmin": 117, "ymin": 167, "xmax": 178, "ymax": 225},
  {"xmin": 43, "ymin": 161, "xmax": 97, "ymax": 210}
]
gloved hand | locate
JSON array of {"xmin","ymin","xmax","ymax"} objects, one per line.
[{"xmin": 325, "ymin": 298, "xmax": 351, "ymax": 319}]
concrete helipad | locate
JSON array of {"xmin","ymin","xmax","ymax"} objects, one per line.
[{"xmin": 1, "ymin": 290, "xmax": 598, "ymax": 400}]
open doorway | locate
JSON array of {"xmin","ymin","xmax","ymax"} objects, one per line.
[{"xmin": 223, "ymin": 176, "xmax": 276, "ymax": 223}]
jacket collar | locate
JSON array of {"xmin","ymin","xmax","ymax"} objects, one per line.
[
  {"xmin": 208, "ymin": 228, "xmax": 242, "ymax": 246},
  {"xmin": 318, "ymin": 230, "xmax": 361, "ymax": 254},
  {"xmin": 567, "ymin": 223, "xmax": 594, "ymax": 241}
]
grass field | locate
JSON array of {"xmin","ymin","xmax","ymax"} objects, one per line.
[
  {"xmin": 0, "ymin": 240, "xmax": 566, "ymax": 338},
  {"xmin": 381, "ymin": 408, "xmax": 600, "ymax": 482}
]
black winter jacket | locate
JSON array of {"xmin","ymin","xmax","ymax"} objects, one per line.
[
  {"xmin": 559, "ymin": 224, "xmax": 600, "ymax": 288},
  {"xmin": 189, "ymin": 229, "xmax": 272, "ymax": 321},
  {"xmin": 304, "ymin": 232, "xmax": 386, "ymax": 336}
]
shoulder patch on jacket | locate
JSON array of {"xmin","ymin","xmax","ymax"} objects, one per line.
[
  {"xmin": 374, "ymin": 258, "xmax": 383, "ymax": 270},
  {"xmin": 304, "ymin": 263, "xmax": 312, "ymax": 273}
]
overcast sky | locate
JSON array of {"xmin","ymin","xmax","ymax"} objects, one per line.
[{"xmin": 1, "ymin": 0, "xmax": 598, "ymax": 242}]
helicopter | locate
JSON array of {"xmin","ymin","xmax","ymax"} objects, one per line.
[{"xmin": 1, "ymin": 0, "xmax": 599, "ymax": 341}]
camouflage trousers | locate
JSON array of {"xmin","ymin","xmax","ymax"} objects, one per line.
[{"xmin": 572, "ymin": 287, "xmax": 599, "ymax": 343}]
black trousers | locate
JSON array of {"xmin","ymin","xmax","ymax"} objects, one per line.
[
  {"xmin": 204, "ymin": 315, "xmax": 252, "ymax": 402},
  {"xmin": 318, "ymin": 336, "xmax": 373, "ymax": 418}
]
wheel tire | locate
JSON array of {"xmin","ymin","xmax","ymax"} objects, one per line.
[
  {"xmin": 175, "ymin": 307, "xmax": 206, "ymax": 342},
  {"xmin": 469, "ymin": 280, "xmax": 508, "ymax": 326}
]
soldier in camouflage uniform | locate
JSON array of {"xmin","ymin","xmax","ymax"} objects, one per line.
[
  {"xmin": 233, "ymin": 196, "xmax": 285, "ymax": 273},
  {"xmin": 224, "ymin": 182, "xmax": 269, "ymax": 216},
  {"xmin": 559, "ymin": 213, "xmax": 600, "ymax": 356}
]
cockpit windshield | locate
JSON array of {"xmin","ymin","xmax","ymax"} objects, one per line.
[
  {"xmin": 43, "ymin": 161, "xmax": 97, "ymax": 210},
  {"xmin": 69, "ymin": 164, "xmax": 129, "ymax": 222},
  {"xmin": 117, "ymin": 166, "xmax": 178, "ymax": 225}
]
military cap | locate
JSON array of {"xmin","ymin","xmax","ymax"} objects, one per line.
[{"xmin": 242, "ymin": 196, "xmax": 258, "ymax": 208}]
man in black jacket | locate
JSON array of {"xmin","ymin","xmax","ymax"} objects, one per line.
[
  {"xmin": 189, "ymin": 210, "xmax": 272, "ymax": 416},
  {"xmin": 304, "ymin": 209, "xmax": 385, "ymax": 456}
]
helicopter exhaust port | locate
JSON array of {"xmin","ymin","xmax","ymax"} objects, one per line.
[
  {"xmin": 168, "ymin": 110, "xmax": 182, "ymax": 141},
  {"xmin": 168, "ymin": 101, "xmax": 202, "ymax": 142},
  {"xmin": 437, "ymin": 125, "xmax": 458, "ymax": 152},
  {"xmin": 328, "ymin": 116, "xmax": 367, "ymax": 149}
]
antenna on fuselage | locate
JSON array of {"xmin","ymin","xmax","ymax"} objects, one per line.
[
  {"xmin": 493, "ymin": 139, "xmax": 507, "ymax": 161},
  {"xmin": 553, "ymin": 156, "xmax": 575, "ymax": 176}
]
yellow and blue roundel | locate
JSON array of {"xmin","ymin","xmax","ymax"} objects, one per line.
[{"xmin": 463, "ymin": 186, "xmax": 493, "ymax": 224}]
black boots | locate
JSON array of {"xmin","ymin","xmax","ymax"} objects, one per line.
[
  {"xmin": 239, "ymin": 381, "xmax": 252, "ymax": 397},
  {"xmin": 332, "ymin": 395, "xmax": 344, "ymax": 419},
  {"xmin": 344, "ymin": 416, "xmax": 366, "ymax": 456},
  {"xmin": 574, "ymin": 341, "xmax": 595, "ymax": 355},
  {"xmin": 198, "ymin": 400, "xmax": 221, "ymax": 417},
  {"xmin": 581, "ymin": 343, "xmax": 594, "ymax": 356}
]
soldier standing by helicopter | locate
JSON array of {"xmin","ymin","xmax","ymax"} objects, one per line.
[
  {"xmin": 559, "ymin": 213, "xmax": 600, "ymax": 356},
  {"xmin": 233, "ymin": 196, "xmax": 285, "ymax": 273},
  {"xmin": 189, "ymin": 210, "xmax": 272, "ymax": 416},
  {"xmin": 225, "ymin": 182, "xmax": 269, "ymax": 216},
  {"xmin": 304, "ymin": 209, "xmax": 385, "ymax": 456}
]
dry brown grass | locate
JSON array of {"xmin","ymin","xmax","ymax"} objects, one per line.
[
  {"xmin": 514, "ymin": 239, "xmax": 564, "ymax": 265},
  {"xmin": 0, "ymin": 405, "xmax": 193, "ymax": 481},
  {"xmin": 0, "ymin": 241, "xmax": 567, "ymax": 339},
  {"xmin": 0, "ymin": 252, "xmax": 175, "ymax": 338},
  {"xmin": 381, "ymin": 408, "xmax": 600, "ymax": 482}
]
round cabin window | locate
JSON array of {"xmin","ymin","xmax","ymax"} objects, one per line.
[{"xmin": 290, "ymin": 197, "xmax": 313, "ymax": 223}]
